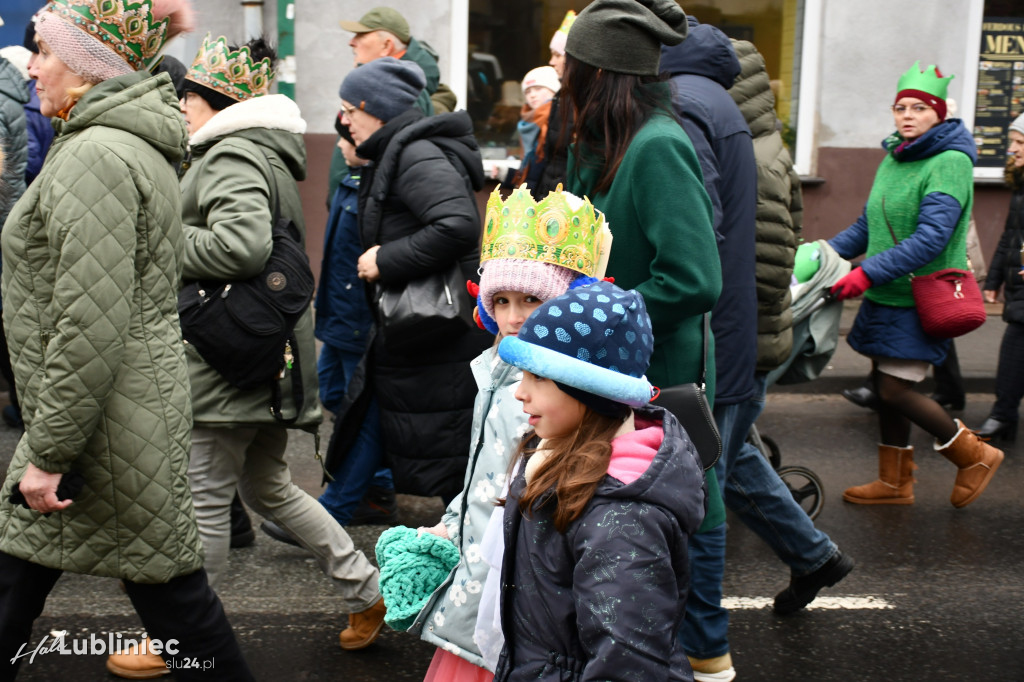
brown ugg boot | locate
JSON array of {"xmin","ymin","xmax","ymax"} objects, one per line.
[
  {"xmin": 338, "ymin": 597, "xmax": 387, "ymax": 650},
  {"xmin": 843, "ymin": 444, "xmax": 916, "ymax": 505},
  {"xmin": 936, "ymin": 419, "xmax": 1004, "ymax": 508},
  {"xmin": 105, "ymin": 639, "xmax": 168, "ymax": 679}
]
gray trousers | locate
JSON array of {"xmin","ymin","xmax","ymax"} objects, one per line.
[{"xmin": 188, "ymin": 426, "xmax": 379, "ymax": 612}]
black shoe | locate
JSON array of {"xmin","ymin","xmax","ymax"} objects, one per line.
[
  {"xmin": 841, "ymin": 386, "xmax": 880, "ymax": 411},
  {"xmin": 347, "ymin": 486, "xmax": 398, "ymax": 526},
  {"xmin": 774, "ymin": 550, "xmax": 855, "ymax": 615},
  {"xmin": 2, "ymin": 405, "xmax": 22, "ymax": 429},
  {"xmin": 930, "ymin": 393, "xmax": 965, "ymax": 411},
  {"xmin": 230, "ymin": 492, "xmax": 256, "ymax": 548},
  {"xmin": 974, "ymin": 417, "xmax": 1018, "ymax": 443},
  {"xmin": 260, "ymin": 520, "xmax": 301, "ymax": 547}
]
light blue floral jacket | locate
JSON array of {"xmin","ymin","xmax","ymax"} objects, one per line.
[{"xmin": 410, "ymin": 346, "xmax": 528, "ymax": 669}]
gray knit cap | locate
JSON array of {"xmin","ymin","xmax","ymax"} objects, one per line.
[
  {"xmin": 566, "ymin": 0, "xmax": 688, "ymax": 76},
  {"xmin": 1011, "ymin": 112, "xmax": 1024, "ymax": 137},
  {"xmin": 339, "ymin": 57, "xmax": 425, "ymax": 122}
]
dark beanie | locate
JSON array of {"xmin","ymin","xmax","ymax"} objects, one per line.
[
  {"xmin": 566, "ymin": 0, "xmax": 688, "ymax": 76},
  {"xmin": 339, "ymin": 57, "xmax": 425, "ymax": 122},
  {"xmin": 23, "ymin": 17, "xmax": 37, "ymax": 53}
]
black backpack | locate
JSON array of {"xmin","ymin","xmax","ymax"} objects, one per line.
[{"xmin": 177, "ymin": 147, "xmax": 315, "ymax": 423}]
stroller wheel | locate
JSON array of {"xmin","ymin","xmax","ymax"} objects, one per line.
[
  {"xmin": 777, "ymin": 465, "xmax": 825, "ymax": 520},
  {"xmin": 760, "ymin": 435, "xmax": 782, "ymax": 470}
]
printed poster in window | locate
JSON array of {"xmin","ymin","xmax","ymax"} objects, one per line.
[{"xmin": 974, "ymin": 17, "xmax": 1024, "ymax": 168}]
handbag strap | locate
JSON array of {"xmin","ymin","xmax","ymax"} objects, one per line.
[
  {"xmin": 882, "ymin": 197, "xmax": 917, "ymax": 279},
  {"xmin": 255, "ymin": 146, "xmax": 284, "ymax": 228},
  {"xmin": 269, "ymin": 335, "xmax": 305, "ymax": 424},
  {"xmin": 254, "ymin": 147, "xmax": 306, "ymax": 424},
  {"xmin": 698, "ymin": 312, "xmax": 709, "ymax": 390}
]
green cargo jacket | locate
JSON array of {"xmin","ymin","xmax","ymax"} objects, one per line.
[
  {"xmin": 0, "ymin": 72, "xmax": 203, "ymax": 583},
  {"xmin": 179, "ymin": 93, "xmax": 321, "ymax": 430}
]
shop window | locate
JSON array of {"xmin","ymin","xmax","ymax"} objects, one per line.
[
  {"xmin": 972, "ymin": 0, "xmax": 1024, "ymax": 170},
  {"xmin": 468, "ymin": 0, "xmax": 805, "ymax": 161}
]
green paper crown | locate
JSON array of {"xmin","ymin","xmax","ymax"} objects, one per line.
[
  {"xmin": 897, "ymin": 61, "xmax": 953, "ymax": 101},
  {"xmin": 186, "ymin": 34, "xmax": 274, "ymax": 102},
  {"xmin": 44, "ymin": 0, "xmax": 169, "ymax": 72},
  {"xmin": 481, "ymin": 184, "xmax": 610, "ymax": 277}
]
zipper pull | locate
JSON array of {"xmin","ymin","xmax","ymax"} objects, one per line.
[{"xmin": 283, "ymin": 342, "xmax": 294, "ymax": 370}]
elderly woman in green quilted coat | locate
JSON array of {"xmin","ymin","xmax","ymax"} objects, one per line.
[{"xmin": 0, "ymin": 2, "xmax": 251, "ymax": 679}]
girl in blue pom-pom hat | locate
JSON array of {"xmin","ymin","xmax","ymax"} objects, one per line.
[{"xmin": 492, "ymin": 280, "xmax": 707, "ymax": 682}]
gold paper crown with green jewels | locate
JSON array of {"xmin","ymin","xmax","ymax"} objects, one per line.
[
  {"xmin": 44, "ymin": 0, "xmax": 170, "ymax": 71},
  {"xmin": 186, "ymin": 33, "xmax": 274, "ymax": 102},
  {"xmin": 481, "ymin": 185, "xmax": 611, "ymax": 278}
]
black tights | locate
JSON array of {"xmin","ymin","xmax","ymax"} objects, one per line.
[{"xmin": 872, "ymin": 367, "xmax": 958, "ymax": 446}]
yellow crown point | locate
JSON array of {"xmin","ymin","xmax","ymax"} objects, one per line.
[
  {"xmin": 481, "ymin": 185, "xmax": 609, "ymax": 277},
  {"xmin": 557, "ymin": 10, "xmax": 577, "ymax": 35}
]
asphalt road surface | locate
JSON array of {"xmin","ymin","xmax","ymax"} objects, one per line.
[{"xmin": 1, "ymin": 305, "xmax": 1021, "ymax": 680}]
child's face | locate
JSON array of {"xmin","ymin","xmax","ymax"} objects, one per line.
[
  {"xmin": 492, "ymin": 291, "xmax": 544, "ymax": 338},
  {"xmin": 515, "ymin": 371, "xmax": 586, "ymax": 440},
  {"xmin": 549, "ymin": 50, "xmax": 565, "ymax": 78},
  {"xmin": 524, "ymin": 85, "xmax": 555, "ymax": 111}
]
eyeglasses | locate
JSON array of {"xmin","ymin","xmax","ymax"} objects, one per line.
[
  {"xmin": 891, "ymin": 104, "xmax": 932, "ymax": 115},
  {"xmin": 340, "ymin": 103, "xmax": 359, "ymax": 117}
]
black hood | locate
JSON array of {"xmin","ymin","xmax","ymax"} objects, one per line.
[{"xmin": 660, "ymin": 16, "xmax": 740, "ymax": 89}]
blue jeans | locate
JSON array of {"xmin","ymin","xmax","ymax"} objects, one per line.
[
  {"xmin": 317, "ymin": 344, "xmax": 391, "ymax": 524},
  {"xmin": 679, "ymin": 375, "xmax": 837, "ymax": 658}
]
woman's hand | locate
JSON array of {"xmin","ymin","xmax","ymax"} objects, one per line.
[
  {"xmin": 19, "ymin": 463, "xmax": 72, "ymax": 514},
  {"xmin": 984, "ymin": 289, "xmax": 999, "ymax": 304},
  {"xmin": 357, "ymin": 245, "xmax": 381, "ymax": 282},
  {"xmin": 419, "ymin": 522, "xmax": 450, "ymax": 540},
  {"xmin": 831, "ymin": 267, "xmax": 872, "ymax": 301}
]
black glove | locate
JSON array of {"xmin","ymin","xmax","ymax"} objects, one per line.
[{"xmin": 9, "ymin": 471, "xmax": 86, "ymax": 515}]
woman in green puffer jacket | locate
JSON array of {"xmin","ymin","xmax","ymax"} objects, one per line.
[{"xmin": 0, "ymin": 2, "xmax": 252, "ymax": 679}]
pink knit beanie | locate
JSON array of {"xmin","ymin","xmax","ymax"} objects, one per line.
[
  {"xmin": 479, "ymin": 259, "xmax": 578, "ymax": 323},
  {"xmin": 35, "ymin": 0, "xmax": 195, "ymax": 84}
]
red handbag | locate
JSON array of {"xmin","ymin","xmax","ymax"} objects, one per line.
[
  {"xmin": 883, "ymin": 199, "xmax": 987, "ymax": 339},
  {"xmin": 910, "ymin": 269, "xmax": 987, "ymax": 338}
]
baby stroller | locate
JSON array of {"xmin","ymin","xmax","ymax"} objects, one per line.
[{"xmin": 746, "ymin": 240, "xmax": 851, "ymax": 520}]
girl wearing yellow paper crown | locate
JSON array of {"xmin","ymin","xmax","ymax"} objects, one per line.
[{"xmin": 387, "ymin": 186, "xmax": 609, "ymax": 680}]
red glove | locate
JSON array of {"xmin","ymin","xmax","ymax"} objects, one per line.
[{"xmin": 831, "ymin": 267, "xmax": 872, "ymax": 301}]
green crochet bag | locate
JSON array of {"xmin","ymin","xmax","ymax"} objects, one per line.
[{"xmin": 375, "ymin": 526, "xmax": 460, "ymax": 631}]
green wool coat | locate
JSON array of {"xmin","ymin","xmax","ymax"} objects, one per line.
[
  {"xmin": 0, "ymin": 72, "xmax": 203, "ymax": 583},
  {"xmin": 179, "ymin": 94, "xmax": 321, "ymax": 430},
  {"xmin": 567, "ymin": 102, "xmax": 724, "ymax": 529}
]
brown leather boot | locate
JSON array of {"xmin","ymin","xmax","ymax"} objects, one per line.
[
  {"xmin": 338, "ymin": 597, "xmax": 387, "ymax": 650},
  {"xmin": 843, "ymin": 444, "xmax": 916, "ymax": 505},
  {"xmin": 936, "ymin": 419, "xmax": 1004, "ymax": 508},
  {"xmin": 105, "ymin": 639, "xmax": 169, "ymax": 679}
]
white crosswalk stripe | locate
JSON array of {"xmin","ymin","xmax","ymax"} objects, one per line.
[{"xmin": 721, "ymin": 596, "xmax": 894, "ymax": 610}]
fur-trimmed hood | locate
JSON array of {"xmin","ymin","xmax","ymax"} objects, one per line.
[
  {"xmin": 188, "ymin": 93, "xmax": 307, "ymax": 180},
  {"xmin": 189, "ymin": 93, "xmax": 306, "ymax": 146}
]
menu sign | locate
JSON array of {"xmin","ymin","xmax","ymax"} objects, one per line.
[{"xmin": 974, "ymin": 17, "xmax": 1024, "ymax": 168}]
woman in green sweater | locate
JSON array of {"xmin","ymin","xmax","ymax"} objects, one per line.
[
  {"xmin": 829, "ymin": 62, "xmax": 1002, "ymax": 508},
  {"xmin": 559, "ymin": 1, "xmax": 723, "ymax": 675}
]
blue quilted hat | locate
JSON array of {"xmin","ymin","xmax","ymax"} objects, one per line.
[{"xmin": 498, "ymin": 280, "xmax": 655, "ymax": 408}]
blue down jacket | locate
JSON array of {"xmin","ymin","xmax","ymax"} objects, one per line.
[{"xmin": 494, "ymin": 405, "xmax": 706, "ymax": 682}]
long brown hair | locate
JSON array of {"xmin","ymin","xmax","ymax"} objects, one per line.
[
  {"xmin": 560, "ymin": 54, "xmax": 671, "ymax": 195},
  {"xmin": 513, "ymin": 408, "xmax": 625, "ymax": 533}
]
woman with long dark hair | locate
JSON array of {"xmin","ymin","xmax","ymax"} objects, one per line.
[{"xmin": 560, "ymin": 3, "xmax": 723, "ymax": 680}]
